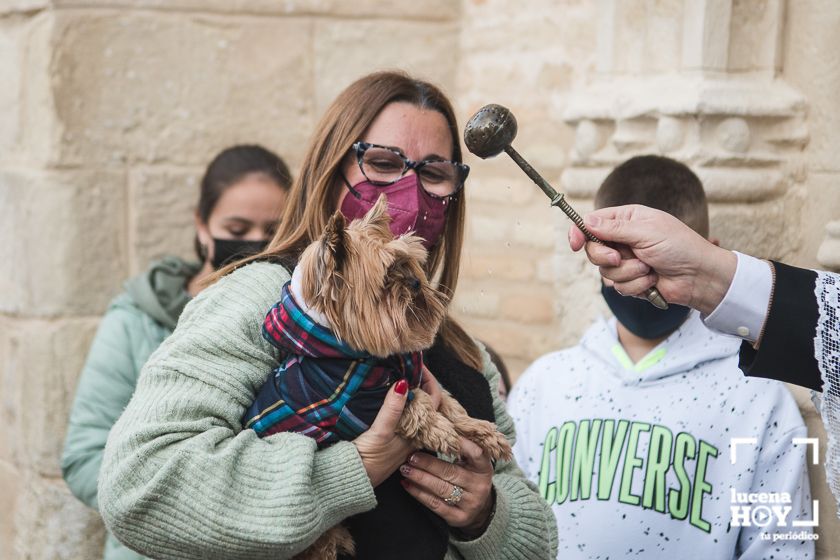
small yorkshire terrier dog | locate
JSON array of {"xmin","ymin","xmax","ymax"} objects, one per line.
[{"xmin": 243, "ymin": 194, "xmax": 512, "ymax": 560}]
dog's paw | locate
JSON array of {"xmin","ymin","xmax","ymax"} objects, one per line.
[
  {"xmin": 481, "ymin": 429, "xmax": 513, "ymax": 462},
  {"xmin": 420, "ymin": 424, "xmax": 462, "ymax": 457},
  {"xmin": 454, "ymin": 419, "xmax": 513, "ymax": 462}
]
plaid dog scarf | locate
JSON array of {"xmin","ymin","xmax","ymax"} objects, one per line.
[{"xmin": 242, "ymin": 281, "xmax": 423, "ymax": 447}]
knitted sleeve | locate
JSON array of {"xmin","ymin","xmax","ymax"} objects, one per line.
[
  {"xmin": 449, "ymin": 342, "xmax": 559, "ymax": 560},
  {"xmin": 98, "ymin": 262, "xmax": 377, "ymax": 560}
]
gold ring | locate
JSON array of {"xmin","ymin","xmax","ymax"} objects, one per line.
[{"xmin": 444, "ymin": 484, "xmax": 464, "ymax": 506}]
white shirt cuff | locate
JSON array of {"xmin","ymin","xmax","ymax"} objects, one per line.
[{"xmin": 701, "ymin": 251, "xmax": 772, "ymax": 342}]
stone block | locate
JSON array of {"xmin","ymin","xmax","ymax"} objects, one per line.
[
  {"xmin": 469, "ymin": 212, "xmax": 512, "ymax": 244},
  {"xmin": 0, "ymin": 0, "xmax": 47, "ymax": 14},
  {"xmin": 312, "ymin": 19, "xmax": 458, "ymax": 114},
  {"xmin": 51, "ymin": 0, "xmax": 295, "ymax": 12},
  {"xmin": 510, "ymin": 206, "xmax": 559, "ymax": 250},
  {"xmin": 3, "ymin": 318, "xmax": 99, "ymax": 477},
  {"xmin": 129, "ymin": 167, "xmax": 202, "ymax": 274},
  {"xmin": 785, "ymin": 0, "xmax": 840, "ymax": 172},
  {"xmin": 18, "ymin": 12, "xmax": 59, "ymax": 168},
  {"xmin": 451, "ymin": 287, "xmax": 500, "ymax": 319},
  {"xmin": 728, "ymin": 0, "xmax": 784, "ymax": 72},
  {"xmin": 47, "ymin": 11, "xmax": 313, "ymax": 167},
  {"xmin": 465, "ymin": 164, "xmax": 534, "ymax": 206},
  {"xmin": 460, "ymin": 253, "xmax": 535, "ymax": 283},
  {"xmin": 44, "ymin": 0, "xmax": 458, "ymax": 19},
  {"xmin": 681, "ymin": 0, "xmax": 730, "ymax": 71},
  {"xmin": 461, "ymin": 317, "xmax": 558, "ymax": 362},
  {"xmin": 0, "ymin": 460, "xmax": 22, "ymax": 560},
  {"xmin": 318, "ymin": 0, "xmax": 458, "ymax": 19},
  {"xmin": 459, "ymin": 318, "xmax": 533, "ymax": 361},
  {"xmin": 13, "ymin": 474, "xmax": 105, "ymax": 560},
  {"xmin": 0, "ymin": 169, "xmax": 128, "ymax": 317},
  {"xmin": 499, "ymin": 289, "xmax": 555, "ymax": 324},
  {"xmin": 0, "ymin": 19, "xmax": 25, "ymax": 161},
  {"xmin": 535, "ymin": 254, "xmax": 557, "ymax": 284},
  {"xmin": 0, "ymin": 319, "xmax": 17, "ymax": 467},
  {"xmin": 610, "ymin": 0, "xmax": 682, "ymax": 74},
  {"xmin": 459, "ymin": 0, "xmax": 595, "ymax": 69},
  {"xmin": 709, "ymin": 195, "xmax": 802, "ymax": 263}
]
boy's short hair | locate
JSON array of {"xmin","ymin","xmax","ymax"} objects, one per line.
[{"xmin": 595, "ymin": 155, "xmax": 709, "ymax": 237}]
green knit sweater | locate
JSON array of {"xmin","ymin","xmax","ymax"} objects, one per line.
[{"xmin": 99, "ymin": 262, "xmax": 558, "ymax": 559}]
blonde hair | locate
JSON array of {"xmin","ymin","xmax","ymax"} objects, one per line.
[{"xmin": 211, "ymin": 71, "xmax": 482, "ymax": 370}]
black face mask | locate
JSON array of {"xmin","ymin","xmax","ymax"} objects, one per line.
[
  {"xmin": 210, "ymin": 238, "xmax": 269, "ymax": 270},
  {"xmin": 601, "ymin": 283, "xmax": 691, "ymax": 340}
]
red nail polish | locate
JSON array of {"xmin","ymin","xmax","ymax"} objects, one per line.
[{"xmin": 395, "ymin": 379, "xmax": 408, "ymax": 395}]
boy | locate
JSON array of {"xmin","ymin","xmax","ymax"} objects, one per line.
[{"xmin": 508, "ymin": 155, "xmax": 814, "ymax": 559}]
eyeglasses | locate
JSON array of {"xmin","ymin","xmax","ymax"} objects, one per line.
[{"xmin": 351, "ymin": 141, "xmax": 469, "ymax": 199}]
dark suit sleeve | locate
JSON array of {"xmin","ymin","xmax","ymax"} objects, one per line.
[{"xmin": 738, "ymin": 261, "xmax": 822, "ymax": 391}]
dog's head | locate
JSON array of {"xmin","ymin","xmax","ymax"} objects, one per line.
[{"xmin": 297, "ymin": 194, "xmax": 448, "ymax": 357}]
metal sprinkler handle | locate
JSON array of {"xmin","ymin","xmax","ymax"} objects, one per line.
[{"xmin": 464, "ymin": 104, "xmax": 669, "ymax": 310}]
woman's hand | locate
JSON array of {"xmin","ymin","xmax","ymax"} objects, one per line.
[
  {"xmin": 353, "ymin": 380, "xmax": 418, "ymax": 488},
  {"xmin": 400, "ymin": 437, "xmax": 495, "ymax": 536}
]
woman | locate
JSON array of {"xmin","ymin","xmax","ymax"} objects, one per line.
[
  {"xmin": 99, "ymin": 72, "xmax": 558, "ymax": 559},
  {"xmin": 61, "ymin": 145, "xmax": 291, "ymax": 560}
]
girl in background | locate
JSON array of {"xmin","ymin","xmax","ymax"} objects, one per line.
[{"xmin": 62, "ymin": 144, "xmax": 291, "ymax": 560}]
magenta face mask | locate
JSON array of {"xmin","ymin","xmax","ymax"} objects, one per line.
[{"xmin": 340, "ymin": 174, "xmax": 448, "ymax": 249}]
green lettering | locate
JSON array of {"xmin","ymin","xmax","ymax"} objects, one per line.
[
  {"xmin": 618, "ymin": 421, "xmax": 650, "ymax": 506},
  {"xmin": 538, "ymin": 427, "xmax": 558, "ymax": 503},
  {"xmin": 689, "ymin": 440, "xmax": 718, "ymax": 533},
  {"xmin": 597, "ymin": 419, "xmax": 629, "ymax": 500},
  {"xmin": 555, "ymin": 421, "xmax": 576, "ymax": 504},
  {"xmin": 668, "ymin": 432, "xmax": 696, "ymax": 520},
  {"xmin": 571, "ymin": 419, "xmax": 602, "ymax": 501},
  {"xmin": 642, "ymin": 425, "xmax": 673, "ymax": 512}
]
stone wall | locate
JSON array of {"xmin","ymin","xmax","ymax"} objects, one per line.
[
  {"xmin": 2, "ymin": 0, "xmax": 840, "ymax": 558},
  {"xmin": 0, "ymin": 2, "xmax": 459, "ymax": 557}
]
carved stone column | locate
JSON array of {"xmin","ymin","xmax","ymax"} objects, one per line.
[{"xmin": 553, "ymin": 0, "xmax": 808, "ymax": 324}]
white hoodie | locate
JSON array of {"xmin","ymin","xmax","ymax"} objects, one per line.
[{"xmin": 508, "ymin": 312, "xmax": 814, "ymax": 559}]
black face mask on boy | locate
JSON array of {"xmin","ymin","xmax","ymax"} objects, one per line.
[
  {"xmin": 210, "ymin": 238, "xmax": 269, "ymax": 270},
  {"xmin": 601, "ymin": 283, "xmax": 691, "ymax": 340}
]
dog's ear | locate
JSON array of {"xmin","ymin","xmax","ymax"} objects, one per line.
[
  {"xmin": 319, "ymin": 211, "xmax": 347, "ymax": 271},
  {"xmin": 312, "ymin": 211, "xmax": 347, "ymax": 294},
  {"xmin": 361, "ymin": 193, "xmax": 392, "ymax": 233}
]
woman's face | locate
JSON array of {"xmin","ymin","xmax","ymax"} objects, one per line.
[
  {"xmin": 196, "ymin": 172, "xmax": 287, "ymax": 262},
  {"xmin": 335, "ymin": 101, "xmax": 454, "ymax": 210}
]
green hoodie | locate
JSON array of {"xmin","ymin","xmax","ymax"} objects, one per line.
[{"xmin": 62, "ymin": 256, "xmax": 201, "ymax": 560}]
